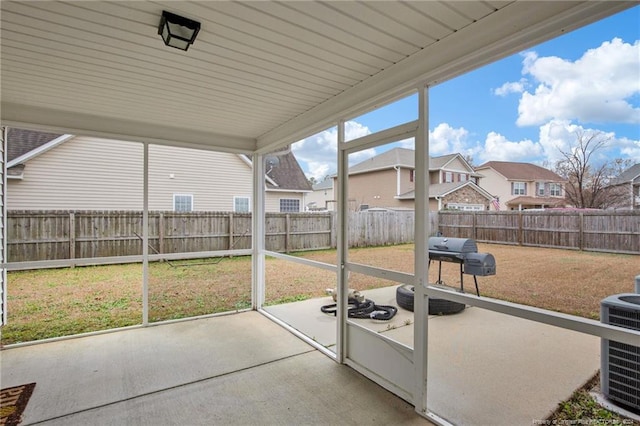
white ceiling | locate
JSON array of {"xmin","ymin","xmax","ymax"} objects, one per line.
[{"xmin": 0, "ymin": 1, "xmax": 633, "ymax": 154}]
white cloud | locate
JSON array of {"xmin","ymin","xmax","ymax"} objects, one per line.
[
  {"xmin": 516, "ymin": 38, "xmax": 640, "ymax": 126},
  {"xmin": 292, "ymin": 121, "xmax": 375, "ymax": 180},
  {"xmin": 494, "ymin": 79, "xmax": 527, "ymax": 96},
  {"xmin": 429, "ymin": 123, "xmax": 470, "ymax": 155},
  {"xmin": 537, "ymin": 119, "xmax": 634, "ymax": 166},
  {"xmin": 478, "ymin": 132, "xmax": 542, "ymax": 162}
]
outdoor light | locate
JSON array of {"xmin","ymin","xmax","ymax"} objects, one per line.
[{"xmin": 158, "ymin": 10, "xmax": 201, "ymax": 51}]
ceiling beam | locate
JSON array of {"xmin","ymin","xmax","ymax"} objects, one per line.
[
  {"xmin": 256, "ymin": 1, "xmax": 632, "ymax": 153},
  {"xmin": 1, "ymin": 102, "xmax": 256, "ymax": 153}
]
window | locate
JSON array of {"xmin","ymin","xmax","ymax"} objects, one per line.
[
  {"xmin": 234, "ymin": 196, "xmax": 250, "ymax": 212},
  {"xmin": 550, "ymin": 183, "xmax": 562, "ymax": 197},
  {"xmin": 537, "ymin": 182, "xmax": 546, "ymax": 196},
  {"xmin": 512, "ymin": 182, "xmax": 526, "ymax": 195},
  {"xmin": 173, "ymin": 194, "xmax": 193, "ymax": 212},
  {"xmin": 280, "ymin": 198, "xmax": 300, "ymax": 212},
  {"xmin": 446, "ymin": 203, "xmax": 484, "ymax": 211},
  {"xmin": 459, "ymin": 173, "xmax": 467, "ymax": 182},
  {"xmin": 444, "ymin": 171, "xmax": 453, "ymax": 183}
]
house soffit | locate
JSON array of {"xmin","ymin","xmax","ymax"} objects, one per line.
[{"xmin": 0, "ymin": 1, "xmax": 632, "ymax": 154}]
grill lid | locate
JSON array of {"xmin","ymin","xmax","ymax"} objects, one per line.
[{"xmin": 428, "ymin": 237, "xmax": 478, "ymax": 254}]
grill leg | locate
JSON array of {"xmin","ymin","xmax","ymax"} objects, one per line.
[
  {"xmin": 473, "ymin": 275, "xmax": 480, "ymax": 297},
  {"xmin": 437, "ymin": 261, "xmax": 443, "ymax": 285},
  {"xmin": 459, "ymin": 263, "xmax": 464, "ymax": 293}
]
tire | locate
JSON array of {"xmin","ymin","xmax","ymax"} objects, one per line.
[
  {"xmin": 396, "ymin": 284, "xmax": 415, "ymax": 311},
  {"xmin": 395, "ymin": 284, "xmax": 466, "ymax": 315}
]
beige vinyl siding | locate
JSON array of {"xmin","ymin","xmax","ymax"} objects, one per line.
[
  {"xmin": 147, "ymin": 144, "xmax": 252, "ymax": 211},
  {"xmin": 349, "ymin": 169, "xmax": 403, "ymax": 209},
  {"xmin": 7, "ymin": 136, "xmax": 144, "ymax": 210},
  {"xmin": 265, "ymin": 192, "xmax": 305, "ymax": 212},
  {"xmin": 8, "ymin": 136, "xmax": 301, "ymax": 212},
  {"xmin": 475, "ymin": 168, "xmax": 509, "ymax": 210},
  {"xmin": 305, "ymin": 187, "xmax": 334, "ymax": 211}
]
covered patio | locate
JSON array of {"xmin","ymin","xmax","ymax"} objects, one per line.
[{"xmin": 2, "ymin": 2, "xmax": 639, "ymax": 425}]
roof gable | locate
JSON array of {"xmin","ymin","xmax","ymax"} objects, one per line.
[
  {"xmin": 616, "ymin": 163, "xmax": 640, "ymax": 183},
  {"xmin": 265, "ymin": 152, "xmax": 313, "ymax": 191},
  {"xmin": 475, "ymin": 161, "xmax": 565, "ymax": 181},
  {"xmin": 348, "ymin": 148, "xmax": 475, "ymax": 175},
  {"xmin": 7, "ymin": 128, "xmax": 65, "ymax": 163}
]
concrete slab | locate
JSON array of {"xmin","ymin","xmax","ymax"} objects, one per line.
[
  {"xmin": 265, "ymin": 286, "xmax": 601, "ymax": 425},
  {"xmin": 262, "ymin": 287, "xmax": 414, "ymax": 348},
  {"xmin": 1, "ymin": 312, "xmax": 314, "ymax": 425},
  {"xmin": 36, "ymin": 350, "xmax": 432, "ymax": 426},
  {"xmin": 381, "ymin": 307, "xmax": 600, "ymax": 425}
]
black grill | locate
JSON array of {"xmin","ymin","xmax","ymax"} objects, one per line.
[{"xmin": 428, "ymin": 237, "xmax": 496, "ymax": 296}]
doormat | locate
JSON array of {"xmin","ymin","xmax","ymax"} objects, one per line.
[{"xmin": 0, "ymin": 383, "xmax": 36, "ymax": 426}]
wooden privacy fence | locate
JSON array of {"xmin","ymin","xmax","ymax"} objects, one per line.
[
  {"xmin": 438, "ymin": 210, "xmax": 640, "ymax": 255},
  {"xmin": 7, "ymin": 209, "xmax": 637, "ymax": 264},
  {"xmin": 6, "ymin": 210, "xmax": 426, "ymax": 263}
]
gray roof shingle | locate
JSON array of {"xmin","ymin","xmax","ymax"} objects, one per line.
[
  {"xmin": 475, "ymin": 161, "xmax": 565, "ymax": 181},
  {"xmin": 7, "ymin": 128, "xmax": 62, "ymax": 162}
]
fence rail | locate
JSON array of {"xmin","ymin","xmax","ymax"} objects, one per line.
[{"xmin": 6, "ymin": 209, "xmax": 638, "ymax": 265}]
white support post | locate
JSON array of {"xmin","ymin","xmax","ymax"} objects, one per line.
[
  {"xmin": 142, "ymin": 142, "xmax": 149, "ymax": 325},
  {"xmin": 1, "ymin": 127, "xmax": 7, "ymax": 326},
  {"xmin": 414, "ymin": 84, "xmax": 430, "ymax": 414},
  {"xmin": 336, "ymin": 119, "xmax": 349, "ymax": 363},
  {"xmin": 252, "ymin": 153, "xmax": 266, "ymax": 309}
]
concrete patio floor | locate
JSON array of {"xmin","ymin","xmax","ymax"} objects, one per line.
[
  {"xmin": 264, "ymin": 286, "xmax": 601, "ymax": 425},
  {"xmin": 0, "ymin": 311, "xmax": 431, "ymax": 426}
]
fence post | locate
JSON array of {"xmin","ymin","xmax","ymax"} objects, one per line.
[
  {"xmin": 69, "ymin": 212, "xmax": 76, "ymax": 267},
  {"xmin": 578, "ymin": 212, "xmax": 584, "ymax": 251},
  {"xmin": 473, "ymin": 212, "xmax": 477, "ymax": 240},
  {"xmin": 518, "ymin": 212, "xmax": 523, "ymax": 246},
  {"xmin": 330, "ymin": 212, "xmax": 336, "ymax": 248},
  {"xmin": 158, "ymin": 212, "xmax": 165, "ymax": 254},
  {"xmin": 229, "ymin": 212, "xmax": 234, "ymax": 251},
  {"xmin": 285, "ymin": 213, "xmax": 291, "ymax": 253}
]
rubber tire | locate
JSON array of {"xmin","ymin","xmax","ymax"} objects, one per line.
[{"xmin": 395, "ymin": 284, "xmax": 466, "ymax": 315}]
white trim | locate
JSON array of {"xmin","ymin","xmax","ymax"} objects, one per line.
[
  {"xmin": 344, "ymin": 121, "xmax": 418, "ymax": 155},
  {"xmin": 265, "ymin": 188, "xmax": 312, "ymax": 193},
  {"xmin": 252, "ymin": 153, "xmax": 266, "ymax": 309},
  {"xmin": 265, "ymin": 250, "xmax": 337, "ymax": 273},
  {"xmin": 6, "ymin": 175, "xmax": 22, "ymax": 180},
  {"xmin": 233, "ymin": 195, "xmax": 251, "ymax": 213},
  {"xmin": 7, "ymin": 134, "xmax": 75, "ymax": 168},
  {"xmin": 173, "ymin": 193, "xmax": 194, "ymax": 212}
]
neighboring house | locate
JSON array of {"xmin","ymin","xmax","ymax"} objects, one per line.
[
  {"xmin": 7, "ymin": 129, "xmax": 312, "ymax": 213},
  {"xmin": 306, "ymin": 179, "xmax": 335, "ymax": 211},
  {"xmin": 337, "ymin": 147, "xmax": 492, "ymax": 211},
  {"xmin": 474, "ymin": 161, "xmax": 568, "ymax": 210},
  {"xmin": 607, "ymin": 163, "xmax": 640, "ymax": 210}
]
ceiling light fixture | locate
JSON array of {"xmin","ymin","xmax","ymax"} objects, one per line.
[{"xmin": 158, "ymin": 10, "xmax": 201, "ymax": 51}]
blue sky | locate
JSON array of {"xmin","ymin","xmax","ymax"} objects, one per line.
[{"xmin": 293, "ymin": 6, "xmax": 640, "ymax": 181}]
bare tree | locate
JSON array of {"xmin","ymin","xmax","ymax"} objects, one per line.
[{"xmin": 554, "ymin": 131, "xmax": 628, "ymax": 209}]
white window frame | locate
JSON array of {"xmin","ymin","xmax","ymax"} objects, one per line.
[
  {"xmin": 173, "ymin": 194, "xmax": 193, "ymax": 212},
  {"xmin": 537, "ymin": 182, "xmax": 546, "ymax": 196},
  {"xmin": 550, "ymin": 183, "xmax": 562, "ymax": 197},
  {"xmin": 459, "ymin": 173, "xmax": 467, "ymax": 182},
  {"xmin": 444, "ymin": 171, "xmax": 453, "ymax": 183},
  {"xmin": 279, "ymin": 198, "xmax": 300, "ymax": 213},
  {"xmin": 513, "ymin": 182, "xmax": 526, "ymax": 195},
  {"xmin": 446, "ymin": 203, "xmax": 484, "ymax": 211},
  {"xmin": 234, "ymin": 196, "xmax": 251, "ymax": 213}
]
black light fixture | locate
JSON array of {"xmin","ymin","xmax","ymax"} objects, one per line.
[{"xmin": 158, "ymin": 10, "xmax": 201, "ymax": 51}]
